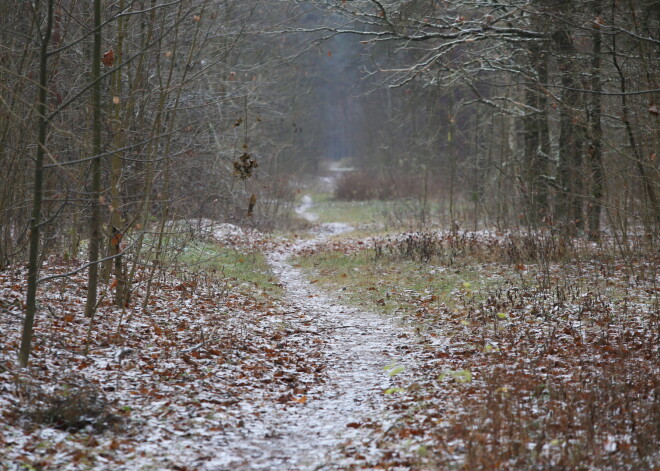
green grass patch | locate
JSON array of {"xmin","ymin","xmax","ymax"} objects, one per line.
[
  {"xmin": 293, "ymin": 247, "xmax": 498, "ymax": 320},
  {"xmin": 177, "ymin": 241, "xmax": 281, "ymax": 296},
  {"xmin": 302, "ymin": 192, "xmax": 385, "ymax": 225},
  {"xmin": 303, "ymin": 192, "xmax": 435, "ymax": 227}
]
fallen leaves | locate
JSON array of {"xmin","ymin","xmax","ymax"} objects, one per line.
[
  {"xmin": 0, "ymin": 239, "xmax": 326, "ymax": 470},
  {"xmin": 292, "ymin": 395, "xmax": 307, "ymax": 404},
  {"xmin": 2, "ymin": 226, "xmax": 658, "ymax": 470},
  {"xmin": 293, "ymin": 229, "xmax": 660, "ymax": 469}
]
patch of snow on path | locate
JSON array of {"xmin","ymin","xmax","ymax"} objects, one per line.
[{"xmin": 295, "ymin": 194, "xmax": 319, "ymax": 222}]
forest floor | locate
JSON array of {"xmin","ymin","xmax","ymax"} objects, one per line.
[{"xmin": 1, "ymin": 192, "xmax": 659, "ymax": 470}]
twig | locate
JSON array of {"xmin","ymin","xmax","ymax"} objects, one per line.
[
  {"xmin": 179, "ymin": 326, "xmax": 220, "ymax": 354},
  {"xmin": 37, "ymin": 231, "xmax": 145, "ymax": 284}
]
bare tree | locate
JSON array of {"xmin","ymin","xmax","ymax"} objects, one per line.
[{"xmin": 18, "ymin": 0, "xmax": 55, "ymax": 367}]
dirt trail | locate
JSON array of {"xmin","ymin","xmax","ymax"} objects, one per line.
[{"xmin": 212, "ymin": 197, "xmax": 418, "ymax": 470}]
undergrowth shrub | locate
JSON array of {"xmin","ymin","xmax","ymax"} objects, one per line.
[
  {"xmin": 14, "ymin": 373, "xmax": 121, "ymax": 433},
  {"xmin": 456, "ymin": 356, "xmax": 659, "ymax": 470},
  {"xmin": 447, "ymin": 249, "xmax": 658, "ymax": 469},
  {"xmin": 333, "ymin": 171, "xmax": 423, "ymax": 201},
  {"xmin": 376, "ymin": 231, "xmax": 587, "ymax": 265}
]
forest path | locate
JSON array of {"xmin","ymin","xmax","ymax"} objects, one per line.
[{"xmin": 215, "ymin": 196, "xmax": 419, "ymax": 470}]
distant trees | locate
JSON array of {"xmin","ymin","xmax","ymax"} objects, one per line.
[{"xmin": 303, "ymin": 0, "xmax": 658, "ymax": 239}]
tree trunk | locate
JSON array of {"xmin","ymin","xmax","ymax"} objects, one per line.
[
  {"xmin": 19, "ymin": 0, "xmax": 54, "ymax": 367},
  {"xmin": 611, "ymin": 17, "xmax": 660, "ymax": 231},
  {"xmin": 523, "ymin": 43, "xmax": 550, "ymax": 225},
  {"xmin": 587, "ymin": 0, "xmax": 605, "ymax": 240},
  {"xmin": 84, "ymin": 0, "xmax": 103, "ymax": 318},
  {"xmin": 110, "ymin": 0, "xmax": 126, "ymax": 307},
  {"xmin": 554, "ymin": 29, "xmax": 585, "ymax": 235}
]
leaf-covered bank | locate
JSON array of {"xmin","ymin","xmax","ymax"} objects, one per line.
[
  {"xmin": 0, "ymin": 237, "xmax": 325, "ymax": 470},
  {"xmin": 294, "ymin": 231, "xmax": 660, "ymax": 469}
]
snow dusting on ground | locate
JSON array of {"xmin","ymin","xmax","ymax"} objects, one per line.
[
  {"xmin": 2, "ymin": 195, "xmax": 657, "ymax": 470},
  {"xmin": 0, "ymin": 197, "xmax": 423, "ymax": 470}
]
